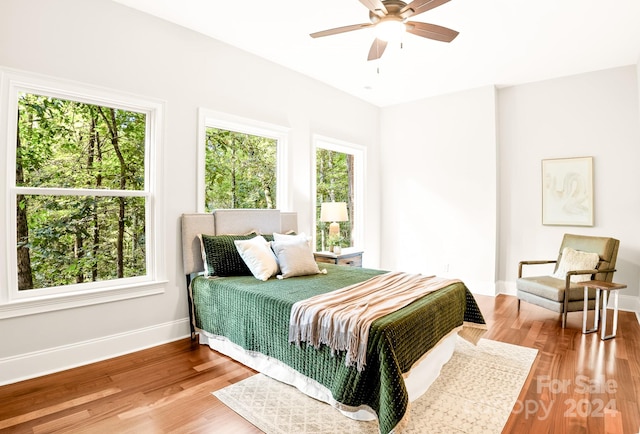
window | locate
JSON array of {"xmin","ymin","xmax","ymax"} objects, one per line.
[
  {"xmin": 204, "ymin": 128, "xmax": 277, "ymax": 211},
  {"xmin": 1, "ymin": 69, "xmax": 165, "ymax": 316},
  {"xmin": 313, "ymin": 136, "xmax": 365, "ymax": 252},
  {"xmin": 197, "ymin": 109, "xmax": 288, "ymax": 212}
]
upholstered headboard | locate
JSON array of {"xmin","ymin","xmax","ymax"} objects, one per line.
[{"xmin": 181, "ymin": 209, "xmax": 298, "ymax": 276}]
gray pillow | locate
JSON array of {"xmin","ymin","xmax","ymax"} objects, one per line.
[{"xmin": 271, "ymin": 239, "xmax": 321, "ymax": 278}]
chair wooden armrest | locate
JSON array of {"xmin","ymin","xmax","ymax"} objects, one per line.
[
  {"xmin": 518, "ymin": 260, "xmax": 557, "ymax": 278},
  {"xmin": 565, "ymin": 267, "xmax": 616, "ymax": 279},
  {"xmin": 566, "ymin": 268, "xmax": 599, "ymax": 277},
  {"xmin": 563, "ymin": 269, "xmax": 600, "ymax": 288}
]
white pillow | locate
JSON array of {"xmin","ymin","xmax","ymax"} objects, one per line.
[
  {"xmin": 234, "ymin": 236, "xmax": 279, "ymax": 281},
  {"xmin": 273, "ymin": 232, "xmax": 312, "ymax": 246},
  {"xmin": 271, "ymin": 239, "xmax": 321, "ymax": 279},
  {"xmin": 552, "ymin": 247, "xmax": 600, "ymax": 283}
]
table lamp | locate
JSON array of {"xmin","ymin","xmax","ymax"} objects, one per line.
[{"xmin": 320, "ymin": 202, "xmax": 348, "ymax": 238}]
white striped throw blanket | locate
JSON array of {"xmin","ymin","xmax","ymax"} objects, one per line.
[{"xmin": 288, "ymin": 271, "xmax": 461, "ymax": 371}]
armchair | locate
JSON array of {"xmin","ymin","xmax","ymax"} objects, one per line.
[{"xmin": 517, "ymin": 234, "xmax": 619, "ymax": 328}]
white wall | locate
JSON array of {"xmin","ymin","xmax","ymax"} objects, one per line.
[
  {"xmin": 497, "ymin": 66, "xmax": 640, "ymax": 312},
  {"xmin": 0, "ymin": 0, "xmax": 381, "ymax": 384},
  {"xmin": 379, "ymin": 86, "xmax": 498, "ymax": 295},
  {"xmin": 379, "ymin": 67, "xmax": 640, "ymax": 315}
]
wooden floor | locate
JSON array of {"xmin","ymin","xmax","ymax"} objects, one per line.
[{"xmin": 1, "ymin": 294, "xmax": 639, "ymax": 433}]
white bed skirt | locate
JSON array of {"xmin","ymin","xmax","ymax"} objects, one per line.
[{"xmin": 200, "ymin": 327, "xmax": 459, "ymax": 421}]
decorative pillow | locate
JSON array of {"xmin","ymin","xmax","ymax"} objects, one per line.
[
  {"xmin": 271, "ymin": 239, "xmax": 322, "ymax": 279},
  {"xmin": 273, "ymin": 232, "xmax": 311, "ymax": 246},
  {"xmin": 199, "ymin": 233, "xmax": 257, "ymax": 277},
  {"xmin": 552, "ymin": 247, "xmax": 600, "ymax": 283},
  {"xmin": 234, "ymin": 236, "xmax": 279, "ymax": 281},
  {"xmin": 258, "ymin": 230, "xmax": 295, "ymax": 242}
]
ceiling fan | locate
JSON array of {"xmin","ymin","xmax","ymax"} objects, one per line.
[{"xmin": 310, "ymin": 0, "xmax": 459, "ymax": 61}]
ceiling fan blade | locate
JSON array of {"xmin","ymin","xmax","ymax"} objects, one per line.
[
  {"xmin": 367, "ymin": 38, "xmax": 388, "ymax": 61},
  {"xmin": 405, "ymin": 21, "xmax": 459, "ymax": 42},
  {"xmin": 310, "ymin": 23, "xmax": 373, "ymax": 38},
  {"xmin": 359, "ymin": 0, "xmax": 388, "ymax": 18},
  {"xmin": 399, "ymin": 0, "xmax": 452, "ymax": 19}
]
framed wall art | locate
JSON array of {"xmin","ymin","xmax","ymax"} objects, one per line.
[{"xmin": 542, "ymin": 156, "xmax": 594, "ymax": 226}]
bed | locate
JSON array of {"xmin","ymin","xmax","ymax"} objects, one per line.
[{"xmin": 181, "ymin": 209, "xmax": 485, "ymax": 434}]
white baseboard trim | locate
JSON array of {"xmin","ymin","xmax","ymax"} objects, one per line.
[
  {"xmin": 497, "ymin": 280, "xmax": 517, "ymax": 296},
  {"xmin": 618, "ymin": 294, "xmax": 640, "ymax": 318},
  {"xmin": 0, "ymin": 318, "xmax": 191, "ymax": 386}
]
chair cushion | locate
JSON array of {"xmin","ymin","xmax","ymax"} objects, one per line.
[
  {"xmin": 517, "ymin": 290, "xmax": 599, "ymax": 313},
  {"xmin": 517, "ymin": 275, "xmax": 597, "ymax": 302}
]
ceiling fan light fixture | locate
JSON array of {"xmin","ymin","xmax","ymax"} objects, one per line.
[
  {"xmin": 310, "ymin": 0, "xmax": 458, "ymax": 60},
  {"xmin": 375, "ymin": 18, "xmax": 406, "ymax": 42}
]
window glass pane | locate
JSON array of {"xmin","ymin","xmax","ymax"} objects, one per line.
[
  {"xmin": 14, "ymin": 92, "xmax": 149, "ymax": 292},
  {"xmin": 17, "ymin": 93, "xmax": 146, "ymax": 190},
  {"xmin": 16, "ymin": 195, "xmax": 146, "ymax": 290},
  {"xmin": 204, "ymin": 127, "xmax": 277, "ymax": 211},
  {"xmin": 315, "ymin": 148, "xmax": 354, "ymax": 251}
]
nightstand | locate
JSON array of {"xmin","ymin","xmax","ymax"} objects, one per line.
[{"xmin": 314, "ymin": 250, "xmax": 363, "ymax": 267}]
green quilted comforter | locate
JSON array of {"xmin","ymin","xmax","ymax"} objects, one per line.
[{"xmin": 192, "ymin": 264, "xmax": 485, "ymax": 434}]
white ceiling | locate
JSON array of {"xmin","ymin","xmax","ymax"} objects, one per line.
[{"xmin": 112, "ymin": 0, "xmax": 640, "ymax": 107}]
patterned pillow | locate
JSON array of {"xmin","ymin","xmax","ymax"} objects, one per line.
[{"xmin": 199, "ymin": 233, "xmax": 257, "ymax": 277}]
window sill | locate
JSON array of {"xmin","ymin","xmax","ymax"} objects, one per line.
[{"xmin": 0, "ymin": 280, "xmax": 167, "ymax": 319}]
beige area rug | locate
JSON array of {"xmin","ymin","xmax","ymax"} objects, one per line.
[{"xmin": 213, "ymin": 338, "xmax": 538, "ymax": 434}]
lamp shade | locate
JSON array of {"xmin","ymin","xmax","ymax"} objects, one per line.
[{"xmin": 320, "ymin": 202, "xmax": 348, "ymax": 223}]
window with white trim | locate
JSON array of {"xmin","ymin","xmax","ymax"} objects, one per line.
[
  {"xmin": 197, "ymin": 109, "xmax": 288, "ymax": 212},
  {"xmin": 1, "ymin": 69, "xmax": 165, "ymax": 315},
  {"xmin": 313, "ymin": 135, "xmax": 365, "ymax": 252}
]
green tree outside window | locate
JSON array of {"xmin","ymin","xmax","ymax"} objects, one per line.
[
  {"xmin": 204, "ymin": 127, "xmax": 277, "ymax": 211},
  {"xmin": 316, "ymin": 148, "xmax": 354, "ymax": 251},
  {"xmin": 16, "ymin": 93, "xmax": 147, "ymax": 290}
]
